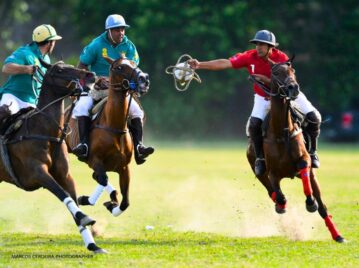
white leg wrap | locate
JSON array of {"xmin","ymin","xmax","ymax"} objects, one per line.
[
  {"xmin": 78, "ymin": 226, "xmax": 95, "ymax": 247},
  {"xmin": 63, "ymin": 197, "xmax": 80, "ymax": 216},
  {"xmin": 112, "ymin": 206, "xmax": 123, "ymax": 217},
  {"xmin": 105, "ymin": 183, "xmax": 116, "ymax": 194},
  {"xmin": 88, "ymin": 185, "xmax": 105, "ymax": 205}
]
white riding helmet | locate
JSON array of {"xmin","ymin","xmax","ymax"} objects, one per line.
[
  {"xmin": 105, "ymin": 14, "xmax": 130, "ymax": 29},
  {"xmin": 32, "ymin": 24, "xmax": 62, "ymax": 42}
]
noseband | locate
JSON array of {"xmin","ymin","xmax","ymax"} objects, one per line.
[
  {"xmin": 108, "ymin": 62, "xmax": 146, "ymax": 93},
  {"xmin": 270, "ymin": 63, "xmax": 299, "ymax": 99}
]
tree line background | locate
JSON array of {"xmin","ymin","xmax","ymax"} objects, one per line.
[{"xmin": 1, "ymin": 0, "xmax": 358, "ymax": 139}]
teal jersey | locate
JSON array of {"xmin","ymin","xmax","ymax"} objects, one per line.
[
  {"xmin": 0, "ymin": 43, "xmax": 50, "ymax": 105},
  {"xmin": 79, "ymin": 32, "xmax": 139, "ymax": 76}
]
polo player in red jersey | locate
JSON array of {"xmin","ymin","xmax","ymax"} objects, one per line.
[{"xmin": 188, "ymin": 30, "xmax": 321, "ymax": 176}]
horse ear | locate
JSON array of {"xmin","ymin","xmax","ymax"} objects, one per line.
[
  {"xmin": 103, "ymin": 56, "xmax": 114, "ymax": 65},
  {"xmin": 39, "ymin": 58, "xmax": 52, "ymax": 69}
]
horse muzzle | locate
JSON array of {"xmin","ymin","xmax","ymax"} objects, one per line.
[
  {"xmin": 136, "ymin": 73, "xmax": 150, "ymax": 95},
  {"xmin": 286, "ymin": 83, "xmax": 300, "ymax": 100}
]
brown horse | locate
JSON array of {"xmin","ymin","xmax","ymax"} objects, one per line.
[
  {"xmin": 247, "ymin": 60, "xmax": 345, "ymax": 243},
  {"xmin": 0, "ymin": 61, "xmax": 107, "ymax": 253},
  {"xmin": 66, "ymin": 57, "xmax": 150, "ymax": 217}
]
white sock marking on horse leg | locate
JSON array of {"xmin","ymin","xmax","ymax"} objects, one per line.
[
  {"xmin": 78, "ymin": 226, "xmax": 95, "ymax": 247},
  {"xmin": 112, "ymin": 206, "xmax": 123, "ymax": 217},
  {"xmin": 105, "ymin": 183, "xmax": 116, "ymax": 194},
  {"xmin": 88, "ymin": 185, "xmax": 105, "ymax": 205},
  {"xmin": 63, "ymin": 197, "xmax": 80, "ymax": 216}
]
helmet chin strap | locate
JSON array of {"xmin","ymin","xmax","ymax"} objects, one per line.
[
  {"xmin": 108, "ymin": 30, "xmax": 119, "ymax": 45},
  {"xmin": 262, "ymin": 45, "xmax": 272, "ymax": 59}
]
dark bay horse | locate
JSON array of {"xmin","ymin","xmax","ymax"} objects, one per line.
[
  {"xmin": 0, "ymin": 61, "xmax": 107, "ymax": 253},
  {"xmin": 247, "ymin": 60, "xmax": 345, "ymax": 243},
  {"xmin": 66, "ymin": 57, "xmax": 149, "ymax": 217}
]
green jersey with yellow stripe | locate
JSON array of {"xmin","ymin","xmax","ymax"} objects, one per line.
[
  {"xmin": 0, "ymin": 42, "xmax": 50, "ymax": 104},
  {"xmin": 79, "ymin": 32, "xmax": 139, "ymax": 77}
]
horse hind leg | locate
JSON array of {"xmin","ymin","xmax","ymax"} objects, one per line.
[
  {"xmin": 37, "ymin": 173, "xmax": 106, "ymax": 252},
  {"xmin": 310, "ymin": 170, "xmax": 346, "ymax": 243}
]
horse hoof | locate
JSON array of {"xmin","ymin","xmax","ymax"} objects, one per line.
[
  {"xmin": 87, "ymin": 243, "xmax": 108, "ymax": 254},
  {"xmin": 78, "ymin": 195, "xmax": 92, "ymax": 206},
  {"xmin": 306, "ymin": 199, "xmax": 318, "ymax": 213},
  {"xmin": 103, "ymin": 201, "xmax": 123, "ymax": 217},
  {"xmin": 335, "ymin": 236, "xmax": 347, "ymax": 243},
  {"xmin": 80, "ymin": 215, "xmax": 96, "ymax": 227},
  {"xmin": 94, "ymin": 248, "xmax": 108, "ymax": 254},
  {"xmin": 275, "ymin": 204, "xmax": 286, "ymax": 214}
]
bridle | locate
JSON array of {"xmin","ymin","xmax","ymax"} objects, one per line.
[
  {"xmin": 270, "ymin": 62, "xmax": 299, "ymax": 99},
  {"xmin": 107, "ymin": 60, "xmax": 149, "ymax": 94},
  {"xmin": 6, "ymin": 63, "xmax": 93, "ymax": 145}
]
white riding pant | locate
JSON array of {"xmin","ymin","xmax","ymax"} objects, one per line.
[
  {"xmin": 72, "ymin": 95, "xmax": 144, "ymax": 120},
  {"xmin": 0, "ymin": 93, "xmax": 36, "ymax": 114},
  {"xmin": 250, "ymin": 91, "xmax": 316, "ymax": 121}
]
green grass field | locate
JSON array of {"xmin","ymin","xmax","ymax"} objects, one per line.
[{"xmin": 0, "ymin": 141, "xmax": 358, "ymax": 267}]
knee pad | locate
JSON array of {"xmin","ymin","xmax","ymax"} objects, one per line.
[
  {"xmin": 305, "ymin": 110, "xmax": 321, "ymax": 133},
  {"xmin": 306, "ymin": 110, "xmax": 321, "ymax": 124}
]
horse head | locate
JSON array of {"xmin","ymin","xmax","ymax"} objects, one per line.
[
  {"xmin": 270, "ymin": 58, "xmax": 300, "ymax": 100},
  {"xmin": 104, "ymin": 56, "xmax": 150, "ymax": 95},
  {"xmin": 39, "ymin": 59, "xmax": 96, "ymax": 97}
]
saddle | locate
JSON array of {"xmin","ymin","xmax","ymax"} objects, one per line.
[
  {"xmin": 89, "ymin": 77, "xmax": 144, "ymax": 119},
  {"xmin": 245, "ymin": 106, "xmax": 310, "ymax": 150},
  {"xmin": 0, "ymin": 106, "xmax": 35, "ymax": 137}
]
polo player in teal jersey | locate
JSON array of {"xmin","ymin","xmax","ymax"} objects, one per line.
[
  {"xmin": 73, "ymin": 14, "xmax": 154, "ymax": 165},
  {"xmin": 0, "ymin": 24, "xmax": 62, "ymax": 114}
]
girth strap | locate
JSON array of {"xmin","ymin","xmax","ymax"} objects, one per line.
[
  {"xmin": 5, "ymin": 135, "xmax": 62, "ymax": 144},
  {"xmin": 0, "ymin": 136, "xmax": 23, "ymax": 189},
  {"xmin": 93, "ymin": 125, "xmax": 128, "ymax": 136}
]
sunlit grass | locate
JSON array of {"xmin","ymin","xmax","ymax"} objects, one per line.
[{"xmin": 0, "ymin": 142, "xmax": 358, "ymax": 267}]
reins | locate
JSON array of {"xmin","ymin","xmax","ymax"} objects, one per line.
[
  {"xmin": 93, "ymin": 60, "xmax": 140, "ymax": 136},
  {"xmin": 5, "ymin": 79, "xmax": 86, "ymax": 145}
]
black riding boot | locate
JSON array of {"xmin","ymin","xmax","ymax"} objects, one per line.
[
  {"xmin": 305, "ymin": 111, "xmax": 321, "ymax": 168},
  {"xmin": 72, "ymin": 116, "xmax": 92, "ymax": 160},
  {"xmin": 128, "ymin": 118, "xmax": 154, "ymax": 165},
  {"xmin": 249, "ymin": 117, "xmax": 266, "ymax": 176}
]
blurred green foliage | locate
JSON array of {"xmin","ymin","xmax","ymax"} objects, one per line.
[{"xmin": 0, "ymin": 0, "xmax": 358, "ymax": 138}]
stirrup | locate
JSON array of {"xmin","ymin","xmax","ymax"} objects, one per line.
[
  {"xmin": 136, "ymin": 144, "xmax": 154, "ymax": 158},
  {"xmin": 73, "ymin": 143, "xmax": 88, "ymax": 158},
  {"xmin": 310, "ymin": 152, "xmax": 320, "ymax": 168}
]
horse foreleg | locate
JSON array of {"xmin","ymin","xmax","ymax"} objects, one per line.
[
  {"xmin": 268, "ymin": 173, "xmax": 287, "ymax": 214},
  {"xmin": 297, "ymin": 160, "xmax": 318, "ymax": 212},
  {"xmin": 310, "ymin": 170, "xmax": 345, "ymax": 243},
  {"xmin": 104, "ymin": 165, "xmax": 130, "ymax": 217},
  {"xmin": 78, "ymin": 164, "xmax": 109, "ymax": 206},
  {"xmin": 77, "ymin": 225, "xmax": 107, "ymax": 253}
]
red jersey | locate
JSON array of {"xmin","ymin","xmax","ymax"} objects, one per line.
[{"xmin": 229, "ymin": 48, "xmax": 289, "ymax": 97}]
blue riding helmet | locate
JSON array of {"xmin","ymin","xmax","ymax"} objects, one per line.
[
  {"xmin": 105, "ymin": 14, "xmax": 130, "ymax": 29},
  {"xmin": 249, "ymin": 30, "xmax": 279, "ymax": 47}
]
